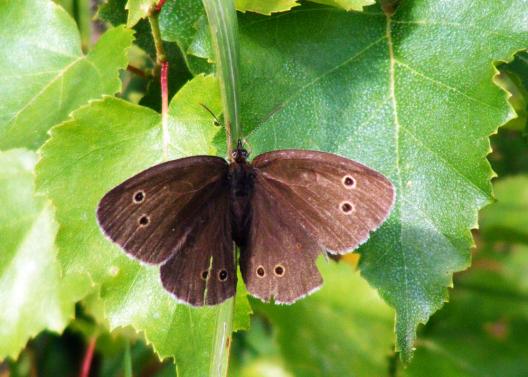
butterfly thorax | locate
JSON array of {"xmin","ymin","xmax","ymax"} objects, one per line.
[{"xmin": 228, "ymin": 155, "xmax": 254, "ymax": 247}]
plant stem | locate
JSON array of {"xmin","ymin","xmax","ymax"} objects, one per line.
[
  {"xmin": 80, "ymin": 336, "xmax": 97, "ymax": 377},
  {"xmin": 161, "ymin": 61, "xmax": 169, "ymax": 160},
  {"xmin": 202, "ymin": 0, "xmax": 242, "ymax": 158},
  {"xmin": 123, "ymin": 340, "xmax": 133, "ymax": 377},
  {"xmin": 148, "ymin": 1, "xmax": 169, "ymax": 160},
  {"xmin": 210, "ymin": 298, "xmax": 235, "ymax": 377},
  {"xmin": 201, "ymin": 0, "xmax": 240, "ymax": 375},
  {"xmin": 148, "ymin": 4, "xmax": 167, "ymax": 65},
  {"xmin": 127, "ymin": 64, "xmax": 151, "ymax": 78},
  {"xmin": 155, "ymin": 0, "xmax": 167, "ymax": 12}
]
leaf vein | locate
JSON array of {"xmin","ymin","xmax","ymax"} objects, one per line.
[
  {"xmin": 399, "ymin": 125, "xmax": 488, "ymax": 199},
  {"xmin": 395, "ymin": 59, "xmax": 502, "ymax": 110},
  {"xmin": 3, "ymin": 56, "xmax": 82, "ymax": 129},
  {"xmin": 247, "ymin": 34, "xmax": 388, "ymax": 139}
]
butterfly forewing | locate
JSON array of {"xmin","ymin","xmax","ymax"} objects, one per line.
[
  {"xmin": 97, "ymin": 156, "xmax": 237, "ymax": 306},
  {"xmin": 252, "ymin": 150, "xmax": 395, "ymax": 254},
  {"xmin": 97, "ymin": 156, "xmax": 227, "ymax": 264}
]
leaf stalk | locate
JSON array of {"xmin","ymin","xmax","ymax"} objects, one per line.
[
  {"xmin": 202, "ymin": 0, "xmax": 242, "ymax": 158},
  {"xmin": 201, "ymin": 0, "xmax": 240, "ymax": 375}
]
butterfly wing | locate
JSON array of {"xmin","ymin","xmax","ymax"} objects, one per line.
[
  {"xmin": 252, "ymin": 150, "xmax": 395, "ymax": 255},
  {"xmin": 97, "ymin": 156, "xmax": 236, "ymax": 306},
  {"xmin": 240, "ymin": 149, "xmax": 393, "ymax": 304},
  {"xmin": 251, "ymin": 150, "xmax": 395, "ymax": 255},
  {"xmin": 97, "ymin": 156, "xmax": 227, "ymax": 263},
  {"xmin": 240, "ymin": 174, "xmax": 323, "ymax": 304},
  {"xmin": 160, "ymin": 179, "xmax": 236, "ymax": 306}
]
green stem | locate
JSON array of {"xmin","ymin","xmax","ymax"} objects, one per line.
[
  {"xmin": 210, "ymin": 297, "xmax": 235, "ymax": 377},
  {"xmin": 200, "ymin": 2, "xmax": 240, "ymax": 371},
  {"xmin": 147, "ymin": 2, "xmax": 169, "ymax": 160},
  {"xmin": 148, "ymin": 11, "xmax": 167, "ymax": 65},
  {"xmin": 202, "ymin": 0, "xmax": 242, "ymax": 158}
]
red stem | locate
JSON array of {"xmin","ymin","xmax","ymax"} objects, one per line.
[
  {"xmin": 155, "ymin": 0, "xmax": 167, "ymax": 12},
  {"xmin": 161, "ymin": 61, "xmax": 169, "ymax": 116},
  {"xmin": 127, "ymin": 64, "xmax": 148, "ymax": 78},
  {"xmin": 80, "ymin": 337, "xmax": 97, "ymax": 377}
]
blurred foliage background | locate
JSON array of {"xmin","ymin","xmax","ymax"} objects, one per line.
[{"xmin": 1, "ymin": 0, "xmax": 527, "ymax": 376}]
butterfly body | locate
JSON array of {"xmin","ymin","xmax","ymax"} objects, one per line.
[
  {"xmin": 228, "ymin": 157, "xmax": 254, "ymax": 247},
  {"xmin": 97, "ymin": 143, "xmax": 395, "ymax": 306}
]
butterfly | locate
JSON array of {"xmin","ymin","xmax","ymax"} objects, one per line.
[{"xmin": 96, "ymin": 140, "xmax": 395, "ymax": 306}]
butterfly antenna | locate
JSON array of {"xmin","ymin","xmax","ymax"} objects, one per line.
[{"xmin": 199, "ymin": 103, "xmax": 222, "ymax": 127}]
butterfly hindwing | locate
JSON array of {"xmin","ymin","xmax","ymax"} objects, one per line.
[
  {"xmin": 240, "ymin": 174, "xmax": 323, "ymax": 304},
  {"xmin": 160, "ymin": 179, "xmax": 236, "ymax": 306},
  {"xmin": 252, "ymin": 150, "xmax": 395, "ymax": 255}
]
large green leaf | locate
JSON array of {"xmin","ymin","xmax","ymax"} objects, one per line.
[
  {"xmin": 254, "ymin": 260, "xmax": 394, "ymax": 377},
  {"xmin": 0, "ymin": 0, "xmax": 134, "ymax": 150},
  {"xmin": 36, "ymin": 75, "xmax": 251, "ymax": 376},
  {"xmin": 234, "ymin": 2, "xmax": 528, "ymax": 360},
  {"xmin": 158, "ymin": 0, "xmax": 212, "ymax": 74},
  {"xmin": 0, "ymin": 149, "xmax": 74, "ymax": 359}
]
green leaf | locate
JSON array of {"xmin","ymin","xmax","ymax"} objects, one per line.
[
  {"xmin": 235, "ymin": 0, "xmax": 375, "ymax": 15},
  {"xmin": 254, "ymin": 260, "xmax": 394, "ymax": 377},
  {"xmin": 480, "ymin": 175, "xmax": 528, "ymax": 244},
  {"xmin": 400, "ymin": 243, "xmax": 528, "ymax": 377},
  {"xmin": 36, "ymin": 75, "xmax": 251, "ymax": 376},
  {"xmin": 235, "ymin": 2, "xmax": 528, "ymax": 360},
  {"xmin": 0, "ymin": 149, "xmax": 73, "ymax": 359},
  {"xmin": 97, "ymin": 0, "xmax": 194, "ymax": 109},
  {"xmin": 98, "ymin": 0, "xmax": 128, "ymax": 25},
  {"xmin": 236, "ymin": 0, "xmax": 299, "ymax": 15},
  {"xmin": 187, "ymin": 16, "xmax": 213, "ymax": 61},
  {"xmin": 309, "ymin": 0, "xmax": 375, "ymax": 12},
  {"xmin": 158, "ymin": 0, "xmax": 212, "ymax": 74},
  {"xmin": 125, "ymin": 0, "xmax": 157, "ymax": 27},
  {"xmin": 0, "ymin": 0, "xmax": 134, "ymax": 150}
]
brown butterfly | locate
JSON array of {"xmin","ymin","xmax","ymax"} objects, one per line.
[{"xmin": 97, "ymin": 140, "xmax": 395, "ymax": 306}]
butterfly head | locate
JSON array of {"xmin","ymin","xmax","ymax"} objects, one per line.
[{"xmin": 232, "ymin": 139, "xmax": 249, "ymax": 163}]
